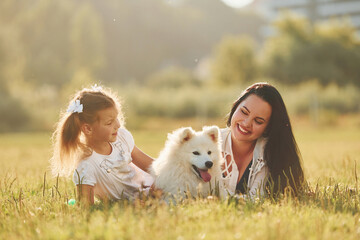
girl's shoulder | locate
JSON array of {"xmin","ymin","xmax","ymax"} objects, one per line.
[
  {"xmin": 76, "ymin": 153, "xmax": 96, "ymax": 168},
  {"xmin": 73, "ymin": 157, "xmax": 97, "ymax": 186},
  {"xmin": 73, "ymin": 157, "xmax": 96, "ymax": 181},
  {"xmin": 117, "ymin": 128, "xmax": 133, "ymax": 138},
  {"xmin": 115, "ymin": 128, "xmax": 135, "ymax": 152}
]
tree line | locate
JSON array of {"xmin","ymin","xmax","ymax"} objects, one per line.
[
  {"xmin": 1, "ymin": 0, "xmax": 359, "ymax": 131},
  {"xmin": 212, "ymin": 13, "xmax": 360, "ymax": 87}
]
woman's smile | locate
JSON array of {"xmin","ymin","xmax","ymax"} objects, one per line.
[{"xmin": 237, "ymin": 123, "xmax": 251, "ymax": 135}]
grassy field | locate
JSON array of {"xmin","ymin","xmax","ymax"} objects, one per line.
[{"xmin": 0, "ymin": 116, "xmax": 360, "ymax": 239}]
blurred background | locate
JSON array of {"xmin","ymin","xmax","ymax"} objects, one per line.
[{"xmin": 0, "ymin": 0, "xmax": 359, "ymax": 132}]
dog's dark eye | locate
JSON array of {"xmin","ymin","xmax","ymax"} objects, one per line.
[
  {"xmin": 192, "ymin": 151, "xmax": 200, "ymax": 155},
  {"xmin": 207, "ymin": 151, "xmax": 211, "ymax": 155}
]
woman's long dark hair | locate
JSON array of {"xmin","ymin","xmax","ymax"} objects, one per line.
[{"xmin": 227, "ymin": 83, "xmax": 305, "ymax": 195}]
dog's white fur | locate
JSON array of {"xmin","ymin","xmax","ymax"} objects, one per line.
[{"xmin": 150, "ymin": 126, "xmax": 225, "ymax": 199}]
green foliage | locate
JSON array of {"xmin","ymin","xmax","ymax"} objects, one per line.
[
  {"xmin": 120, "ymin": 85, "xmax": 237, "ymax": 119},
  {"xmin": 146, "ymin": 66, "xmax": 201, "ymax": 89},
  {"xmin": 115, "ymin": 82, "xmax": 358, "ymax": 125},
  {"xmin": 211, "ymin": 35, "xmax": 257, "ymax": 86},
  {"xmin": 262, "ymin": 13, "xmax": 360, "ymax": 86},
  {"xmin": 1, "ymin": 2, "xmax": 360, "ymax": 131},
  {"xmin": 70, "ymin": 3, "xmax": 105, "ymax": 75},
  {"xmin": 60, "ymin": 69, "xmax": 96, "ymax": 103},
  {"xmin": 0, "ymin": 30, "xmax": 30, "ymax": 132},
  {"xmin": 0, "ymin": 0, "xmax": 264, "ymax": 87},
  {"xmin": 19, "ymin": 0, "xmax": 74, "ymax": 87},
  {"xmin": 282, "ymin": 81, "xmax": 360, "ymax": 119},
  {"xmin": 0, "ymin": 92, "xmax": 30, "ymax": 132}
]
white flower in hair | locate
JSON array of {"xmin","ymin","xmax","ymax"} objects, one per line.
[
  {"xmin": 92, "ymin": 84, "xmax": 102, "ymax": 92},
  {"xmin": 67, "ymin": 100, "xmax": 83, "ymax": 113}
]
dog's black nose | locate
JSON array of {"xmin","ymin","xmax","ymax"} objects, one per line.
[{"xmin": 205, "ymin": 161, "xmax": 213, "ymax": 168}]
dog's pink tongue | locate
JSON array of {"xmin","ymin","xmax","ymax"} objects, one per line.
[{"xmin": 199, "ymin": 169, "xmax": 211, "ymax": 182}]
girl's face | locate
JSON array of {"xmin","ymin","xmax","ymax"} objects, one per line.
[
  {"xmin": 89, "ymin": 107, "xmax": 120, "ymax": 143},
  {"xmin": 230, "ymin": 94, "xmax": 272, "ymax": 144}
]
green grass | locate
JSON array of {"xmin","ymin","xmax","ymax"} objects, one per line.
[{"xmin": 0, "ymin": 117, "xmax": 360, "ymax": 239}]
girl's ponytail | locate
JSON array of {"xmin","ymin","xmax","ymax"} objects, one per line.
[
  {"xmin": 61, "ymin": 113, "xmax": 82, "ymax": 155},
  {"xmin": 50, "ymin": 112, "xmax": 86, "ymax": 177}
]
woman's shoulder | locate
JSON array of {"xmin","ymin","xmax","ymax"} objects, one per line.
[
  {"xmin": 253, "ymin": 137, "xmax": 268, "ymax": 167},
  {"xmin": 254, "ymin": 137, "xmax": 267, "ymax": 155},
  {"xmin": 219, "ymin": 128, "xmax": 231, "ymax": 153},
  {"xmin": 220, "ymin": 127, "xmax": 230, "ymax": 139}
]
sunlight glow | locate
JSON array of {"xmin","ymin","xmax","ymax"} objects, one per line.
[{"xmin": 220, "ymin": 0, "xmax": 254, "ymax": 9}]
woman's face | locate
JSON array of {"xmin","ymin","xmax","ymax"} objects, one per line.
[{"xmin": 230, "ymin": 94, "xmax": 272, "ymax": 144}]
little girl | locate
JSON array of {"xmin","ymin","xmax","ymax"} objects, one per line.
[{"xmin": 50, "ymin": 85, "xmax": 154, "ymax": 204}]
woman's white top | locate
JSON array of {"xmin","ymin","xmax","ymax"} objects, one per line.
[
  {"xmin": 73, "ymin": 128, "xmax": 153, "ymax": 200},
  {"xmin": 220, "ymin": 128, "xmax": 268, "ymax": 197}
]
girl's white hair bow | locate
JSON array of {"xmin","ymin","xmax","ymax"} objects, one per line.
[{"xmin": 67, "ymin": 100, "xmax": 83, "ymax": 113}]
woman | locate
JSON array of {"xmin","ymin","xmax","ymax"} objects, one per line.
[{"xmin": 221, "ymin": 82, "xmax": 305, "ymax": 197}]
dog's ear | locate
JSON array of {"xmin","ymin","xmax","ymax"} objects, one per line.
[
  {"xmin": 203, "ymin": 126, "xmax": 219, "ymax": 143},
  {"xmin": 179, "ymin": 127, "xmax": 195, "ymax": 144}
]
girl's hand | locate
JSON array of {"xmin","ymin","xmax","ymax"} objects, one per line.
[{"xmin": 77, "ymin": 184, "xmax": 94, "ymax": 206}]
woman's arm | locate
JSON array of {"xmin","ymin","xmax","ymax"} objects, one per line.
[
  {"xmin": 131, "ymin": 146, "xmax": 154, "ymax": 173},
  {"xmin": 77, "ymin": 184, "xmax": 94, "ymax": 205}
]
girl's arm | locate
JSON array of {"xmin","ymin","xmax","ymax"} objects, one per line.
[
  {"xmin": 77, "ymin": 184, "xmax": 94, "ymax": 205},
  {"xmin": 132, "ymin": 145, "xmax": 164, "ymax": 196},
  {"xmin": 131, "ymin": 146, "xmax": 154, "ymax": 173}
]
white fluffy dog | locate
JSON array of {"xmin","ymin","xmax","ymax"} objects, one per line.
[{"xmin": 150, "ymin": 126, "xmax": 224, "ymax": 199}]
